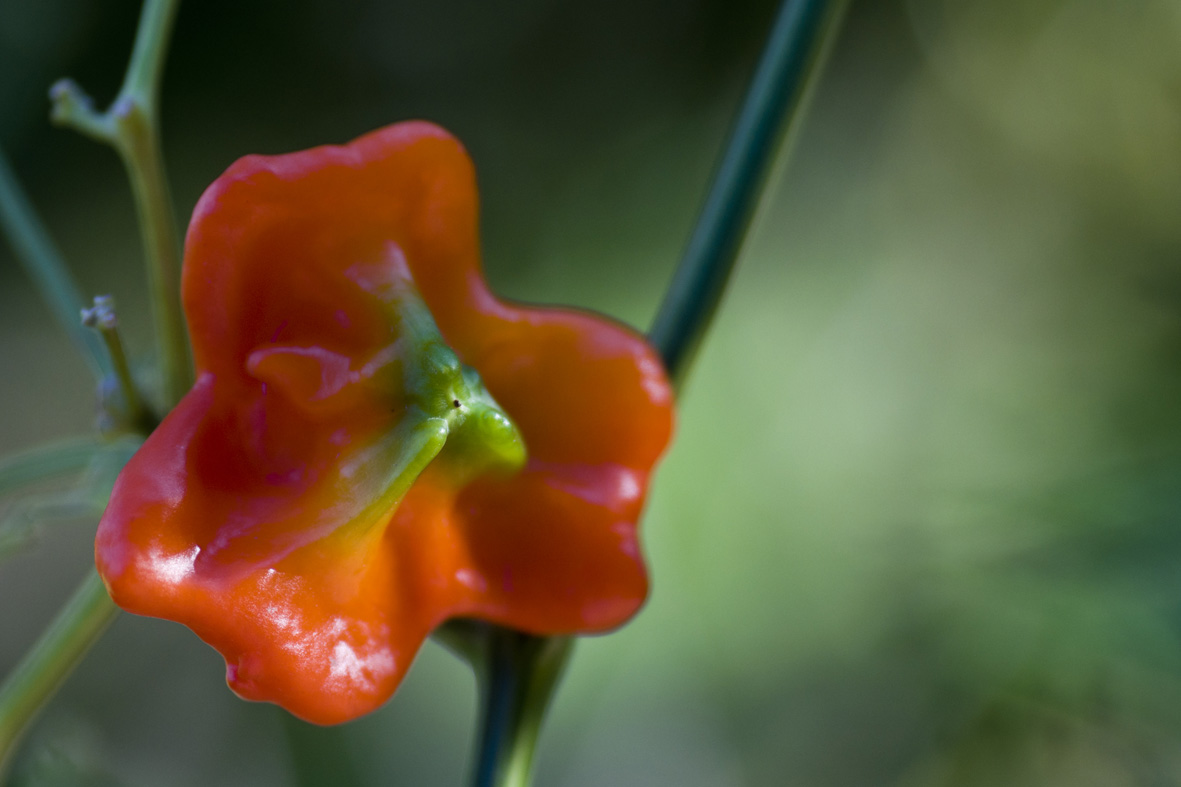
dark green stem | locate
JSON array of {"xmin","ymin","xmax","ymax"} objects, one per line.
[
  {"xmin": 0, "ymin": 149, "xmax": 110, "ymax": 381},
  {"xmin": 462, "ymin": 4, "xmax": 848, "ymax": 787},
  {"xmin": 648, "ymin": 0, "xmax": 848, "ymax": 389},
  {"xmin": 471, "ymin": 630, "xmax": 572, "ymax": 787},
  {"xmin": 467, "ymin": 3, "xmax": 848, "ymax": 785}
]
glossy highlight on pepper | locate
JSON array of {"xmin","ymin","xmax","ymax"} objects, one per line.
[{"xmin": 94, "ymin": 121, "xmax": 674, "ymax": 725}]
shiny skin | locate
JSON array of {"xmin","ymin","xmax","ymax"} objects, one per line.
[{"xmin": 95, "ymin": 122, "xmax": 675, "ymax": 725}]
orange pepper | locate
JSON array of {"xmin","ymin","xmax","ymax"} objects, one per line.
[{"xmin": 94, "ymin": 121, "xmax": 674, "ymax": 725}]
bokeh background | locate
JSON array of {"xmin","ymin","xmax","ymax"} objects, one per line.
[{"xmin": 3, "ymin": 0, "xmax": 1181, "ymax": 784}]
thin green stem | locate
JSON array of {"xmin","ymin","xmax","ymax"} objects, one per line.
[
  {"xmin": 471, "ymin": 630, "xmax": 572, "ymax": 787},
  {"xmin": 82, "ymin": 295, "xmax": 155, "ymax": 434},
  {"xmin": 0, "ymin": 436, "xmax": 138, "ymax": 771},
  {"xmin": 0, "ymin": 570, "xmax": 119, "ymax": 779},
  {"xmin": 0, "ymin": 437, "xmax": 106, "ymax": 499},
  {"xmin": 0, "ymin": 148, "xmax": 110, "ymax": 382},
  {"xmin": 51, "ymin": 0, "xmax": 191, "ymax": 408},
  {"xmin": 123, "ymin": 109, "xmax": 190, "ymax": 408},
  {"xmin": 0, "ymin": 7, "xmax": 187, "ymax": 761},
  {"xmin": 648, "ymin": 0, "xmax": 848, "ymax": 389},
  {"xmin": 120, "ymin": 0, "xmax": 178, "ymax": 104}
]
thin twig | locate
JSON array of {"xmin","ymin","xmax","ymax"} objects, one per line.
[
  {"xmin": 82, "ymin": 295, "xmax": 155, "ymax": 433},
  {"xmin": 51, "ymin": 0, "xmax": 191, "ymax": 408}
]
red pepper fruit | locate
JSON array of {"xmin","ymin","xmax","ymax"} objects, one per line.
[{"xmin": 95, "ymin": 121, "xmax": 674, "ymax": 725}]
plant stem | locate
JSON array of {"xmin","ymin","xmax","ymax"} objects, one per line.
[
  {"xmin": 0, "ymin": 438, "xmax": 106, "ymax": 499},
  {"xmin": 465, "ymin": 3, "xmax": 848, "ymax": 785},
  {"xmin": 0, "ymin": 1, "xmax": 186, "ymax": 777},
  {"xmin": 647, "ymin": 0, "xmax": 849, "ymax": 389},
  {"xmin": 470, "ymin": 630, "xmax": 572, "ymax": 787},
  {"xmin": 0, "ymin": 570, "xmax": 119, "ymax": 779},
  {"xmin": 82, "ymin": 295, "xmax": 155, "ymax": 434},
  {"xmin": 51, "ymin": 0, "xmax": 191, "ymax": 408},
  {"xmin": 0, "ymin": 149, "xmax": 110, "ymax": 382},
  {"xmin": 125, "ymin": 109, "xmax": 190, "ymax": 409}
]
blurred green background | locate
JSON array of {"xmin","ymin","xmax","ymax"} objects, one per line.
[{"xmin": 3, "ymin": 0, "xmax": 1181, "ymax": 784}]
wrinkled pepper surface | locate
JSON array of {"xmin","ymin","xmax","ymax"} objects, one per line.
[{"xmin": 95, "ymin": 121, "xmax": 674, "ymax": 724}]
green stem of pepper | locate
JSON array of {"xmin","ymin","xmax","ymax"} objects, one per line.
[
  {"xmin": 465, "ymin": 2, "xmax": 848, "ymax": 785},
  {"xmin": 0, "ymin": 570, "xmax": 119, "ymax": 779},
  {"xmin": 648, "ymin": 0, "xmax": 849, "ymax": 392},
  {"xmin": 354, "ymin": 260, "xmax": 527, "ymax": 474},
  {"xmin": 50, "ymin": 0, "xmax": 191, "ymax": 409},
  {"xmin": 470, "ymin": 629, "xmax": 572, "ymax": 787}
]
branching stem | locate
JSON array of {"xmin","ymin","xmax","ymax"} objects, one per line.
[
  {"xmin": 0, "ymin": 2, "xmax": 188, "ymax": 776},
  {"xmin": 50, "ymin": 0, "xmax": 191, "ymax": 408}
]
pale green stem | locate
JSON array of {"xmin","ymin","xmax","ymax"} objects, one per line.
[
  {"xmin": 0, "ymin": 439, "xmax": 141, "ymax": 771},
  {"xmin": 50, "ymin": 0, "xmax": 191, "ymax": 408},
  {"xmin": 0, "ymin": 436, "xmax": 136, "ymax": 778},
  {"xmin": 0, "ymin": 149, "xmax": 109, "ymax": 381},
  {"xmin": 82, "ymin": 295, "xmax": 154, "ymax": 433},
  {"xmin": 0, "ymin": 438, "xmax": 106, "ymax": 499},
  {"xmin": 0, "ymin": 8, "xmax": 188, "ymax": 763},
  {"xmin": 0, "ymin": 570, "xmax": 119, "ymax": 779}
]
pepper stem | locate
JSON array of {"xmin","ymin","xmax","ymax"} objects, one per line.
[
  {"xmin": 471, "ymin": 629, "xmax": 573, "ymax": 787},
  {"xmin": 348, "ymin": 255, "xmax": 526, "ymax": 475},
  {"xmin": 461, "ymin": 2, "xmax": 848, "ymax": 784}
]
